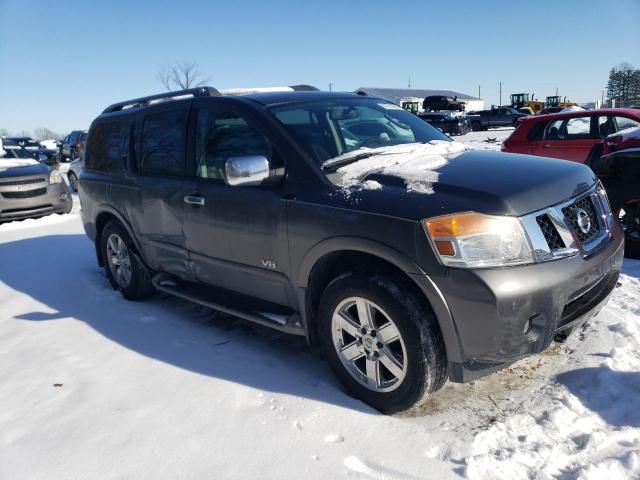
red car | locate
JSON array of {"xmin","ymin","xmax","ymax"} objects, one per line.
[
  {"xmin": 503, "ymin": 110, "xmax": 640, "ymax": 256},
  {"xmin": 502, "ymin": 108, "xmax": 640, "ymax": 162}
]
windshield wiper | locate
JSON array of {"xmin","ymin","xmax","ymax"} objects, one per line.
[{"xmin": 321, "ymin": 151, "xmax": 379, "ymax": 171}]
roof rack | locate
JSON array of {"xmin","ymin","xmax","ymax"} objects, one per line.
[
  {"xmin": 218, "ymin": 85, "xmax": 319, "ymax": 96},
  {"xmin": 102, "ymin": 84, "xmax": 319, "ymax": 114},
  {"xmin": 102, "ymin": 87, "xmax": 221, "ymax": 113}
]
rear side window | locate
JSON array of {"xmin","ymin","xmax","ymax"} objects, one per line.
[
  {"xmin": 85, "ymin": 122, "xmax": 123, "ymax": 172},
  {"xmin": 139, "ymin": 110, "xmax": 185, "ymax": 176},
  {"xmin": 543, "ymin": 116, "xmax": 595, "ymax": 140},
  {"xmin": 565, "ymin": 117, "xmax": 591, "ymax": 138}
]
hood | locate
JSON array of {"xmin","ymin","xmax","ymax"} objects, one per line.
[
  {"xmin": 0, "ymin": 159, "xmax": 50, "ymax": 177},
  {"xmin": 331, "ymin": 146, "xmax": 596, "ymax": 219}
]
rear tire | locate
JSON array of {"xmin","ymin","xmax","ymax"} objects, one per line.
[
  {"xmin": 100, "ymin": 221, "xmax": 153, "ymax": 300},
  {"xmin": 471, "ymin": 121, "xmax": 481, "ymax": 132},
  {"xmin": 317, "ymin": 270, "xmax": 448, "ymax": 413}
]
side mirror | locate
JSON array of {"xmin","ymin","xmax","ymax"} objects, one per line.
[
  {"xmin": 224, "ymin": 155, "xmax": 270, "ymax": 187},
  {"xmin": 56, "ymin": 141, "xmax": 62, "ymax": 148}
]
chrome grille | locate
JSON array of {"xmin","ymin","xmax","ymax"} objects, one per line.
[
  {"xmin": 521, "ymin": 184, "xmax": 612, "ymax": 262},
  {"xmin": 0, "ymin": 177, "xmax": 46, "ymax": 186},
  {"xmin": 562, "ymin": 195, "xmax": 600, "ymax": 244},
  {"xmin": 536, "ymin": 214, "xmax": 565, "ymax": 251},
  {"xmin": 2, "ymin": 188, "xmax": 47, "ymax": 199}
]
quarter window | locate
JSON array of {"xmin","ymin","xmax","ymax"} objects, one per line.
[
  {"xmin": 85, "ymin": 122, "xmax": 123, "ymax": 172},
  {"xmin": 139, "ymin": 110, "xmax": 185, "ymax": 175},
  {"xmin": 195, "ymin": 109, "xmax": 273, "ymax": 180},
  {"xmin": 614, "ymin": 116, "xmax": 639, "ymax": 131}
]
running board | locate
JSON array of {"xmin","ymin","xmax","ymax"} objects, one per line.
[{"xmin": 152, "ymin": 273, "xmax": 305, "ymax": 336}]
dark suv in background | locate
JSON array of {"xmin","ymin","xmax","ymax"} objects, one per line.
[
  {"xmin": 59, "ymin": 130, "xmax": 87, "ymax": 161},
  {"xmin": 79, "ymin": 86, "xmax": 623, "ymax": 413},
  {"xmin": 422, "ymin": 95, "xmax": 465, "ymax": 112}
]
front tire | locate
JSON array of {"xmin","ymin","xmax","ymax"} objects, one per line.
[
  {"xmin": 100, "ymin": 221, "xmax": 153, "ymax": 300},
  {"xmin": 317, "ymin": 271, "xmax": 447, "ymax": 413}
]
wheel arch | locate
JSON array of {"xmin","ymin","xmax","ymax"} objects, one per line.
[
  {"xmin": 297, "ymin": 237, "xmax": 462, "ymax": 363},
  {"xmin": 93, "ymin": 206, "xmax": 146, "ymax": 268}
]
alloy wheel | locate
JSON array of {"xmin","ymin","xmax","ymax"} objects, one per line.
[
  {"xmin": 331, "ymin": 297, "xmax": 408, "ymax": 393},
  {"xmin": 106, "ymin": 233, "xmax": 132, "ymax": 288}
]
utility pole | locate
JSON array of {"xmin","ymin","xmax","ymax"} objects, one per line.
[
  {"xmin": 408, "ymin": 75, "xmax": 411, "ymax": 88},
  {"xmin": 499, "ymin": 81, "xmax": 502, "ymax": 107},
  {"xmin": 555, "ymin": 87, "xmax": 558, "ymax": 96},
  {"xmin": 601, "ymin": 90, "xmax": 605, "ymax": 108},
  {"xmin": 478, "ymin": 85, "xmax": 481, "ymax": 99},
  {"xmin": 328, "ymin": 83, "xmax": 332, "ymax": 92}
]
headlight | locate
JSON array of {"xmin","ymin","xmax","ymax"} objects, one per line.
[
  {"xmin": 49, "ymin": 169, "xmax": 63, "ymax": 184},
  {"xmin": 423, "ymin": 212, "xmax": 534, "ymax": 268}
]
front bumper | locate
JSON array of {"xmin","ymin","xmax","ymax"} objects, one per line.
[
  {"xmin": 0, "ymin": 182, "xmax": 72, "ymax": 222},
  {"xmin": 427, "ymin": 223, "xmax": 624, "ymax": 382}
]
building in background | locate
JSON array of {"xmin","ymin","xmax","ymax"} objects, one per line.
[{"xmin": 354, "ymin": 87, "xmax": 484, "ymax": 114}]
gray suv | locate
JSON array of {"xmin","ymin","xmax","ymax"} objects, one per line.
[{"xmin": 79, "ymin": 86, "xmax": 624, "ymax": 413}]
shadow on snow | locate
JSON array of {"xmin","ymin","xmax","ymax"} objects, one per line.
[{"xmin": 0, "ymin": 233, "xmax": 372, "ymax": 414}]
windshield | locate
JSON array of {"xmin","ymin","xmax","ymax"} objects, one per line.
[
  {"xmin": 1, "ymin": 148, "xmax": 34, "ymax": 159},
  {"xmin": 270, "ymin": 97, "xmax": 450, "ymax": 167}
]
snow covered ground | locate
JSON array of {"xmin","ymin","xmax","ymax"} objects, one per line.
[{"xmin": 1, "ymin": 131, "xmax": 639, "ymax": 479}]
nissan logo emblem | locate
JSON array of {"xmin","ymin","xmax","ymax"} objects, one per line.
[{"xmin": 576, "ymin": 208, "xmax": 591, "ymax": 234}]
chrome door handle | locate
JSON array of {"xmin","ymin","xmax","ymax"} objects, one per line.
[{"xmin": 184, "ymin": 195, "xmax": 205, "ymax": 206}]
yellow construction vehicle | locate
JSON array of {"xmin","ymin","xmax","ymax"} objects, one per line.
[
  {"xmin": 545, "ymin": 95, "xmax": 577, "ymax": 109},
  {"xmin": 510, "ymin": 93, "xmax": 544, "ymax": 114}
]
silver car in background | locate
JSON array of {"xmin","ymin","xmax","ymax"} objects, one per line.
[{"xmin": 0, "ymin": 143, "xmax": 73, "ymax": 222}]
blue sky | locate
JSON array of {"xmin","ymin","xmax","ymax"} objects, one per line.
[{"xmin": 1, "ymin": 0, "xmax": 638, "ymax": 133}]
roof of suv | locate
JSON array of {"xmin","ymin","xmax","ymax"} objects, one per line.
[
  {"xmin": 241, "ymin": 91, "xmax": 364, "ymax": 106},
  {"xmin": 100, "ymin": 86, "xmax": 372, "ymax": 115},
  {"xmin": 521, "ymin": 108, "xmax": 640, "ymax": 123}
]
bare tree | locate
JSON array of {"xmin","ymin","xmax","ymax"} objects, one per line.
[
  {"xmin": 33, "ymin": 128, "xmax": 61, "ymax": 141},
  {"xmin": 157, "ymin": 61, "xmax": 210, "ymax": 91}
]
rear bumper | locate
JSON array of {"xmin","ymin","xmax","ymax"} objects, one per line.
[
  {"xmin": 418, "ymin": 223, "xmax": 624, "ymax": 383},
  {"xmin": 0, "ymin": 182, "xmax": 72, "ymax": 222}
]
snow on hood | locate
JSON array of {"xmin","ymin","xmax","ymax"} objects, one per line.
[
  {"xmin": 336, "ymin": 140, "xmax": 468, "ymax": 194},
  {"xmin": 0, "ymin": 158, "xmax": 40, "ymax": 172}
]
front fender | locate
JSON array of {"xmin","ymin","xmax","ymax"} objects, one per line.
[{"xmin": 297, "ymin": 236, "xmax": 463, "ymax": 364}]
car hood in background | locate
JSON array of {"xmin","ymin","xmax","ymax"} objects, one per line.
[{"xmin": 0, "ymin": 159, "xmax": 50, "ymax": 177}]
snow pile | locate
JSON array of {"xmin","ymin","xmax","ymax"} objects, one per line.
[
  {"xmin": 463, "ymin": 269, "xmax": 640, "ymax": 480},
  {"xmin": 561, "ymin": 105, "xmax": 586, "ymax": 113},
  {"xmin": 39, "ymin": 139, "xmax": 59, "ymax": 150},
  {"xmin": 456, "ymin": 127, "xmax": 514, "ymax": 151},
  {"xmin": 337, "ymin": 140, "xmax": 468, "ymax": 193}
]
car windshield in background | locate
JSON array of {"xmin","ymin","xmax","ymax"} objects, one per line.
[
  {"xmin": 1, "ymin": 147, "xmax": 34, "ymax": 159},
  {"xmin": 270, "ymin": 98, "xmax": 449, "ymax": 168},
  {"xmin": 5, "ymin": 137, "xmax": 40, "ymax": 148}
]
